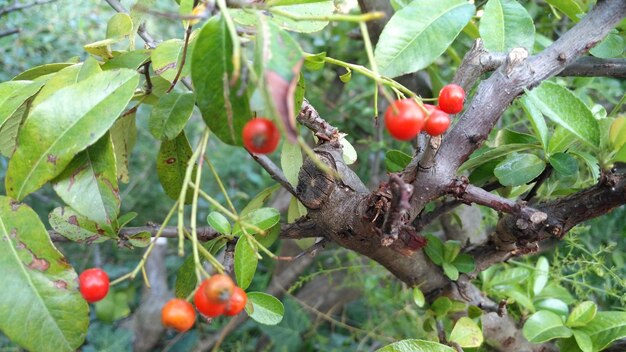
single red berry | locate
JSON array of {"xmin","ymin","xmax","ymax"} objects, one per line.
[
  {"xmin": 203, "ymin": 274, "xmax": 235, "ymax": 304},
  {"xmin": 384, "ymin": 99, "xmax": 426, "ymax": 141},
  {"xmin": 162, "ymin": 298, "xmax": 196, "ymax": 332},
  {"xmin": 438, "ymin": 84, "xmax": 465, "ymax": 114},
  {"xmin": 78, "ymin": 268, "xmax": 109, "ymax": 303},
  {"xmin": 423, "ymin": 107, "xmax": 451, "ymax": 136},
  {"xmin": 194, "ymin": 280, "xmax": 226, "ymax": 318},
  {"xmin": 224, "ymin": 287, "xmax": 248, "ymax": 316},
  {"xmin": 242, "ymin": 118, "xmax": 280, "ymax": 154}
]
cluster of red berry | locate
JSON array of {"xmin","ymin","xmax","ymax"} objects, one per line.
[
  {"xmin": 384, "ymin": 84, "xmax": 465, "ymax": 141},
  {"xmin": 78, "ymin": 269, "xmax": 246, "ymax": 333},
  {"xmin": 162, "ymin": 274, "xmax": 247, "ymax": 332}
]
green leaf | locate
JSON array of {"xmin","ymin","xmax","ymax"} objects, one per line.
[
  {"xmin": 110, "ymin": 112, "xmax": 137, "ymax": 184},
  {"xmin": 579, "ymin": 312, "xmax": 626, "ymax": 351},
  {"xmin": 101, "ymin": 50, "xmax": 151, "ymax": 70},
  {"xmin": 376, "ymin": 339, "xmax": 455, "ymax": 352},
  {"xmin": 12, "ymin": 63, "xmax": 74, "ymax": 80},
  {"xmin": 127, "ymin": 232, "xmax": 151, "ymax": 248},
  {"xmin": 549, "ymin": 152, "xmax": 578, "ymax": 176},
  {"xmin": 152, "ymin": 39, "xmax": 191, "ymax": 82},
  {"xmin": 106, "ymin": 13, "xmax": 133, "ymax": 39},
  {"xmin": 287, "ymin": 196, "xmax": 308, "ymax": 223},
  {"xmin": 609, "ymin": 116, "xmax": 626, "ymax": 151},
  {"xmin": 6, "ymin": 69, "xmax": 139, "ymax": 200},
  {"xmin": 423, "ymin": 234, "xmax": 445, "ymax": 265},
  {"xmin": 374, "ymin": 0, "xmax": 475, "ymax": 78},
  {"xmin": 149, "ymin": 91, "xmax": 195, "ymax": 140},
  {"xmin": 281, "ymin": 141, "xmax": 303, "ymax": 187},
  {"xmin": 443, "ymin": 262, "xmax": 459, "ymax": 280},
  {"xmin": 257, "ymin": 224, "xmax": 281, "ymax": 248},
  {"xmin": 505, "ymin": 285, "xmax": 535, "ymax": 312},
  {"xmin": 413, "ymin": 287, "xmax": 425, "ymax": 307},
  {"xmin": 545, "ymin": 0, "xmax": 584, "ymax": 22},
  {"xmin": 548, "ymin": 126, "xmax": 576, "ymax": 154},
  {"xmin": 385, "ymin": 150, "xmax": 412, "ymax": 172},
  {"xmin": 431, "ymin": 297, "xmax": 453, "ymax": 318},
  {"xmin": 520, "ymin": 96, "xmax": 549, "ymax": 150},
  {"xmin": 523, "ymin": 310, "xmax": 572, "ymax": 343},
  {"xmin": 246, "ymin": 292, "xmax": 285, "ymax": 325},
  {"xmin": 573, "ymin": 330, "xmax": 593, "ymax": 352},
  {"xmin": 526, "ymin": 82, "xmax": 600, "ymax": 148},
  {"xmin": 458, "ymin": 143, "xmax": 539, "ymax": 172},
  {"xmin": 590, "ymin": 32, "xmax": 624, "ymax": 59},
  {"xmin": 31, "ymin": 64, "xmax": 87, "ymax": 107},
  {"xmin": 0, "ymin": 99, "xmax": 30, "ymax": 157},
  {"xmin": 449, "ymin": 317, "xmax": 483, "ymax": 348},
  {"xmin": 156, "ymin": 131, "xmax": 196, "ymax": 204},
  {"xmin": 52, "ymin": 133, "xmax": 120, "ymax": 233},
  {"xmin": 191, "ymin": 16, "xmax": 251, "ymax": 145},
  {"xmin": 615, "ymin": 143, "xmax": 626, "ymax": 163},
  {"xmin": 452, "ymin": 253, "xmax": 475, "ymax": 273},
  {"xmin": 304, "ymin": 52, "xmax": 326, "ymax": 70},
  {"xmin": 340, "ymin": 137, "xmax": 357, "ymax": 165},
  {"xmin": 479, "ymin": 0, "xmax": 535, "ymax": 52},
  {"xmin": 535, "ymin": 298, "xmax": 569, "ymax": 317},
  {"xmin": 232, "ymin": 2, "xmax": 335, "ymax": 33},
  {"xmin": 84, "ymin": 38, "xmax": 124, "ymax": 59},
  {"xmin": 233, "ymin": 208, "xmax": 280, "ymax": 236},
  {"xmin": 567, "ymin": 301, "xmax": 597, "ymax": 328},
  {"xmin": 207, "ymin": 212, "xmax": 231, "ymax": 235},
  {"xmin": 443, "ymin": 240, "xmax": 461, "ymax": 263},
  {"xmin": 494, "ymin": 153, "xmax": 546, "ymax": 186},
  {"xmin": 571, "ymin": 151, "xmax": 600, "ymax": 183},
  {"xmin": 0, "ymin": 80, "xmax": 44, "ymax": 130},
  {"xmin": 48, "ymin": 207, "xmax": 111, "ymax": 243},
  {"xmin": 234, "ymin": 236, "xmax": 258, "ymax": 290},
  {"xmin": 0, "ymin": 197, "xmax": 88, "ymax": 351},
  {"xmin": 532, "ymin": 256, "xmax": 550, "ymax": 296},
  {"xmin": 117, "ymin": 212, "xmax": 138, "ymax": 229},
  {"xmin": 241, "ymin": 184, "xmax": 281, "ymax": 215},
  {"xmin": 487, "ymin": 267, "xmax": 530, "ymax": 289},
  {"xmin": 255, "ymin": 19, "xmax": 303, "ymax": 143}
]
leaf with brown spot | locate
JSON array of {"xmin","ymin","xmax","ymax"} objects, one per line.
[
  {"xmin": 254, "ymin": 19, "xmax": 304, "ymax": 143},
  {"xmin": 191, "ymin": 16, "xmax": 251, "ymax": 145},
  {"xmin": 110, "ymin": 111, "xmax": 137, "ymax": 183},
  {"xmin": 0, "ymin": 196, "xmax": 88, "ymax": 351},
  {"xmin": 49, "ymin": 207, "xmax": 111, "ymax": 243},
  {"xmin": 156, "ymin": 131, "xmax": 196, "ymax": 204},
  {"xmin": 52, "ymin": 133, "xmax": 120, "ymax": 235},
  {"xmin": 6, "ymin": 69, "xmax": 139, "ymax": 200}
]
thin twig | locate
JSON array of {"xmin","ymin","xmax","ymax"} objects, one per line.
[
  {"xmin": 166, "ymin": 24, "xmax": 193, "ymax": 93},
  {"xmin": 247, "ymin": 151, "xmax": 298, "ymax": 197},
  {"xmin": 0, "ymin": 0, "xmax": 57, "ymax": 17}
]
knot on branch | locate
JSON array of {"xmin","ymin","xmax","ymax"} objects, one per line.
[
  {"xmin": 505, "ymin": 48, "xmax": 529, "ymax": 78},
  {"xmin": 297, "ymin": 99, "xmax": 339, "ymax": 142}
]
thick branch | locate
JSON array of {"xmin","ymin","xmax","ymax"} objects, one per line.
[{"xmin": 404, "ymin": 0, "xmax": 626, "ymax": 221}]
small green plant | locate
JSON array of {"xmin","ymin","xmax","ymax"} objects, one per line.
[{"xmin": 423, "ymin": 234, "xmax": 476, "ymax": 280}]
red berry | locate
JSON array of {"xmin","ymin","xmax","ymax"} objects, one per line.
[
  {"xmin": 438, "ymin": 84, "xmax": 465, "ymax": 114},
  {"xmin": 162, "ymin": 298, "xmax": 196, "ymax": 332},
  {"xmin": 224, "ymin": 287, "xmax": 247, "ymax": 316},
  {"xmin": 423, "ymin": 107, "xmax": 451, "ymax": 136},
  {"xmin": 384, "ymin": 99, "xmax": 426, "ymax": 141},
  {"xmin": 203, "ymin": 274, "xmax": 235, "ymax": 304},
  {"xmin": 242, "ymin": 118, "xmax": 280, "ymax": 154},
  {"xmin": 78, "ymin": 268, "xmax": 109, "ymax": 303},
  {"xmin": 194, "ymin": 280, "xmax": 226, "ymax": 318}
]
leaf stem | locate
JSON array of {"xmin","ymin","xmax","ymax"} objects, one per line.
[{"xmin": 268, "ymin": 9, "xmax": 385, "ymax": 23}]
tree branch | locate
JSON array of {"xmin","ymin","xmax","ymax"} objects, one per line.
[
  {"xmin": 0, "ymin": 0, "xmax": 57, "ymax": 17},
  {"xmin": 104, "ymin": 0, "xmax": 157, "ymax": 48},
  {"xmin": 248, "ymin": 151, "xmax": 298, "ymax": 197},
  {"xmin": 404, "ymin": 0, "xmax": 626, "ymax": 221},
  {"xmin": 0, "ymin": 28, "xmax": 19, "ymax": 38},
  {"xmin": 297, "ymin": 99, "xmax": 339, "ymax": 142}
]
